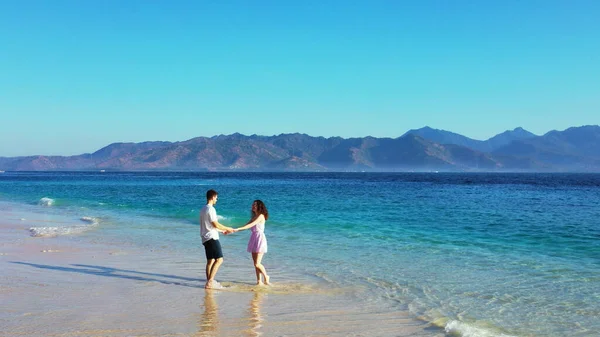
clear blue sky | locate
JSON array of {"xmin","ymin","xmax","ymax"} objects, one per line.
[{"xmin": 1, "ymin": 0, "xmax": 598, "ymax": 156}]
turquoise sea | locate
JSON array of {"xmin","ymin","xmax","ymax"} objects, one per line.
[{"xmin": 1, "ymin": 171, "xmax": 599, "ymax": 336}]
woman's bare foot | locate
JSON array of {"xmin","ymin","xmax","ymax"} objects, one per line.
[
  {"xmin": 256, "ymin": 281, "xmax": 264, "ymax": 286},
  {"xmin": 264, "ymin": 275, "xmax": 271, "ymax": 285}
]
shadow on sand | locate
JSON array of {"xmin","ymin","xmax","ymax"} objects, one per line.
[{"xmin": 10, "ymin": 261, "xmax": 204, "ymax": 288}]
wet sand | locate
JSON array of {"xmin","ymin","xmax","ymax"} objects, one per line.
[{"xmin": 0, "ymin": 209, "xmax": 435, "ymax": 337}]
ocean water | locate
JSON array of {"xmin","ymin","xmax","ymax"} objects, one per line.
[{"xmin": 1, "ymin": 171, "xmax": 599, "ymax": 336}]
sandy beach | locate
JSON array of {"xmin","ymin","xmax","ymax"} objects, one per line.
[{"xmin": 0, "ymin": 209, "xmax": 431, "ymax": 337}]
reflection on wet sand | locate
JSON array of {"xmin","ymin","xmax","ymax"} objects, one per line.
[
  {"xmin": 244, "ymin": 291, "xmax": 265, "ymax": 337},
  {"xmin": 195, "ymin": 287, "xmax": 269, "ymax": 337},
  {"xmin": 196, "ymin": 290, "xmax": 219, "ymax": 336}
]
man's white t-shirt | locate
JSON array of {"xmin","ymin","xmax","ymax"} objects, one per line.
[{"xmin": 200, "ymin": 204, "xmax": 219, "ymax": 243}]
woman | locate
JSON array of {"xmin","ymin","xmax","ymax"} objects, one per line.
[{"xmin": 236, "ymin": 200, "xmax": 270, "ymax": 285}]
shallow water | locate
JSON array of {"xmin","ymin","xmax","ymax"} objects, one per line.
[{"xmin": 1, "ymin": 171, "xmax": 599, "ymax": 336}]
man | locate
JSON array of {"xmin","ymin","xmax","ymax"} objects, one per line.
[{"xmin": 200, "ymin": 189, "xmax": 234, "ymax": 289}]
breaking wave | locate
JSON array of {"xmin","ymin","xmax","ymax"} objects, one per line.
[
  {"xmin": 444, "ymin": 320, "xmax": 516, "ymax": 337},
  {"xmin": 38, "ymin": 197, "xmax": 55, "ymax": 207},
  {"xmin": 29, "ymin": 217, "xmax": 100, "ymax": 237}
]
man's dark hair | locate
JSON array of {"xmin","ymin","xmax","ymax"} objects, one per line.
[{"xmin": 206, "ymin": 189, "xmax": 218, "ymax": 201}]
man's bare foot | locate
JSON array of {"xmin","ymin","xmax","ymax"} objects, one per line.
[
  {"xmin": 206, "ymin": 280, "xmax": 224, "ymax": 289},
  {"xmin": 264, "ymin": 275, "xmax": 271, "ymax": 285}
]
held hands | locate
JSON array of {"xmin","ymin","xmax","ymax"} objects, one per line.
[{"xmin": 223, "ymin": 228, "xmax": 239, "ymax": 235}]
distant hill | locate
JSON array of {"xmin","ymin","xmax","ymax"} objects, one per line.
[
  {"xmin": 402, "ymin": 126, "xmax": 484, "ymax": 150},
  {"xmin": 1, "ymin": 125, "xmax": 599, "ymax": 172},
  {"xmin": 493, "ymin": 125, "xmax": 600, "ymax": 171},
  {"xmin": 403, "ymin": 126, "xmax": 537, "ymax": 152},
  {"xmin": 486, "ymin": 127, "xmax": 537, "ymax": 151}
]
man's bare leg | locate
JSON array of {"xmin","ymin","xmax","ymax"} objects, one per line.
[
  {"xmin": 205, "ymin": 259, "xmax": 215, "ymax": 286},
  {"xmin": 206, "ymin": 257, "xmax": 223, "ymax": 288}
]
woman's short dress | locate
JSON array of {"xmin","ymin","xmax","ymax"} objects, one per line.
[{"xmin": 247, "ymin": 219, "xmax": 268, "ymax": 253}]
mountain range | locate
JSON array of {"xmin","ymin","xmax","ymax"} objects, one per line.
[{"xmin": 1, "ymin": 125, "xmax": 599, "ymax": 172}]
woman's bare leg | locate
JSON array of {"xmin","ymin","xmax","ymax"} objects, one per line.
[
  {"xmin": 251, "ymin": 253, "xmax": 261, "ymax": 284},
  {"xmin": 252, "ymin": 253, "xmax": 270, "ymax": 285}
]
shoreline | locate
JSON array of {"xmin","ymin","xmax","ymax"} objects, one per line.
[{"xmin": 0, "ymin": 208, "xmax": 432, "ymax": 337}]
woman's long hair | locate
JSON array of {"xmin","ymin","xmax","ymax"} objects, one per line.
[{"xmin": 252, "ymin": 200, "xmax": 269, "ymax": 221}]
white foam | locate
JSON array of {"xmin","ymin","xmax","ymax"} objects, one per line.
[
  {"xmin": 38, "ymin": 197, "xmax": 55, "ymax": 207},
  {"xmin": 217, "ymin": 215, "xmax": 227, "ymax": 220},
  {"xmin": 80, "ymin": 216, "xmax": 99, "ymax": 224},
  {"xmin": 29, "ymin": 217, "xmax": 100, "ymax": 237},
  {"xmin": 445, "ymin": 320, "xmax": 516, "ymax": 337}
]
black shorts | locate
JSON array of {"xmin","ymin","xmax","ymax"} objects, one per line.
[{"xmin": 203, "ymin": 239, "xmax": 223, "ymax": 260}]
